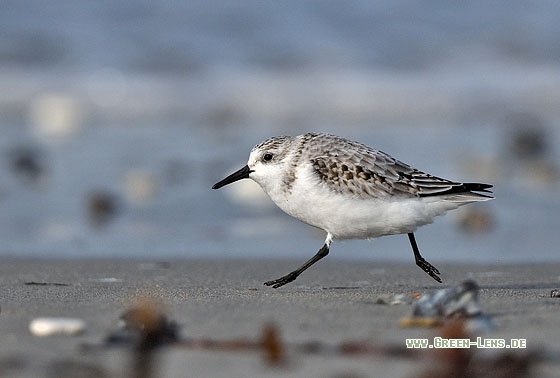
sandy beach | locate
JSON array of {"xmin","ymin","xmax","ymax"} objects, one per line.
[{"xmin": 0, "ymin": 258, "xmax": 558, "ymax": 378}]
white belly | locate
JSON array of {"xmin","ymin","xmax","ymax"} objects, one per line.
[{"xmin": 263, "ymin": 171, "xmax": 462, "ymax": 240}]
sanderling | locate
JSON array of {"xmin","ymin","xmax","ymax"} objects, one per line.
[{"xmin": 213, "ymin": 133, "xmax": 493, "ymax": 288}]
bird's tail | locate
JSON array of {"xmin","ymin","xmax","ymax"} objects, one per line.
[{"xmin": 440, "ymin": 183, "xmax": 494, "ymax": 203}]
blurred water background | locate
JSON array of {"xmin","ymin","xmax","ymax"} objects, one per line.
[{"xmin": 0, "ymin": 1, "xmax": 559, "ymax": 263}]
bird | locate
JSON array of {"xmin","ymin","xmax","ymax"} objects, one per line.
[{"xmin": 212, "ymin": 133, "xmax": 493, "ymax": 288}]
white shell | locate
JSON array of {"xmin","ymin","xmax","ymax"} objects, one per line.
[{"xmin": 29, "ymin": 317, "xmax": 86, "ymax": 337}]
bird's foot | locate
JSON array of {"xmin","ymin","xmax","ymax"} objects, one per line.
[
  {"xmin": 264, "ymin": 271, "xmax": 299, "ymax": 288},
  {"xmin": 416, "ymin": 258, "xmax": 442, "ymax": 283}
]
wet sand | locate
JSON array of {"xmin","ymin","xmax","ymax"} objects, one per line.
[{"xmin": 0, "ymin": 258, "xmax": 558, "ymax": 377}]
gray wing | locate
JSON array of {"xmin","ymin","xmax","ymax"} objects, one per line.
[{"xmin": 306, "ymin": 134, "xmax": 492, "ymax": 199}]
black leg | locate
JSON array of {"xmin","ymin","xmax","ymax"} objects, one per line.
[
  {"xmin": 408, "ymin": 233, "xmax": 442, "ymax": 283},
  {"xmin": 264, "ymin": 243, "xmax": 330, "ymax": 288}
]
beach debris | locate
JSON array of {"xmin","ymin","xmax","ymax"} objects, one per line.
[
  {"xmin": 25, "ymin": 281, "xmax": 69, "ymax": 286},
  {"xmin": 375, "ymin": 293, "xmax": 417, "ymax": 305},
  {"xmin": 401, "ymin": 280, "xmax": 493, "ymax": 331},
  {"xmin": 110, "ymin": 301, "xmax": 179, "ymax": 378},
  {"xmin": 399, "ymin": 317, "xmax": 441, "ymax": 328},
  {"xmin": 550, "ymin": 289, "xmax": 560, "ymax": 298},
  {"xmin": 96, "ymin": 310, "xmax": 410, "ymax": 365},
  {"xmin": 83, "ymin": 312, "xmax": 543, "ymax": 378},
  {"xmin": 105, "ymin": 301, "xmax": 179, "ymax": 347},
  {"xmin": 503, "ymin": 113, "xmax": 560, "ymax": 189},
  {"xmin": 28, "ymin": 92, "xmax": 86, "ymax": 139},
  {"xmin": 86, "ymin": 190, "xmax": 119, "ymax": 228},
  {"xmin": 506, "ymin": 113, "xmax": 549, "ymax": 160},
  {"xmin": 261, "ymin": 323, "xmax": 286, "ymax": 366},
  {"xmin": 413, "ymin": 280, "xmax": 481, "ymax": 318},
  {"xmin": 8, "ymin": 145, "xmax": 49, "ymax": 188},
  {"xmin": 29, "ymin": 317, "xmax": 86, "ymax": 337}
]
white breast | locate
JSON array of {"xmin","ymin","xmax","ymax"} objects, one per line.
[{"xmin": 262, "ymin": 164, "xmax": 462, "ymax": 240}]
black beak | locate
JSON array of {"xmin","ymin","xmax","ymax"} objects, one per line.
[{"xmin": 212, "ymin": 165, "xmax": 254, "ymax": 189}]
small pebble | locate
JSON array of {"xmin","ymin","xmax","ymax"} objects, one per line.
[
  {"xmin": 29, "ymin": 317, "xmax": 85, "ymax": 337},
  {"xmin": 9, "ymin": 145, "xmax": 49, "ymax": 188},
  {"xmin": 506, "ymin": 114, "xmax": 548, "ymax": 160},
  {"xmin": 86, "ymin": 190, "xmax": 119, "ymax": 227},
  {"xmin": 375, "ymin": 294, "xmax": 415, "ymax": 305}
]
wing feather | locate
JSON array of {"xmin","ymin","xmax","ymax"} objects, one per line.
[{"xmin": 305, "ymin": 133, "xmax": 493, "ymax": 200}]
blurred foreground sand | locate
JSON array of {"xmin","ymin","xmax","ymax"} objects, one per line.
[{"xmin": 0, "ymin": 258, "xmax": 558, "ymax": 378}]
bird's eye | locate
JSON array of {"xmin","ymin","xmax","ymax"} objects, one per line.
[{"xmin": 263, "ymin": 153, "xmax": 273, "ymax": 161}]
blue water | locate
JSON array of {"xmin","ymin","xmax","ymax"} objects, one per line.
[{"xmin": 0, "ymin": 1, "xmax": 559, "ymax": 262}]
